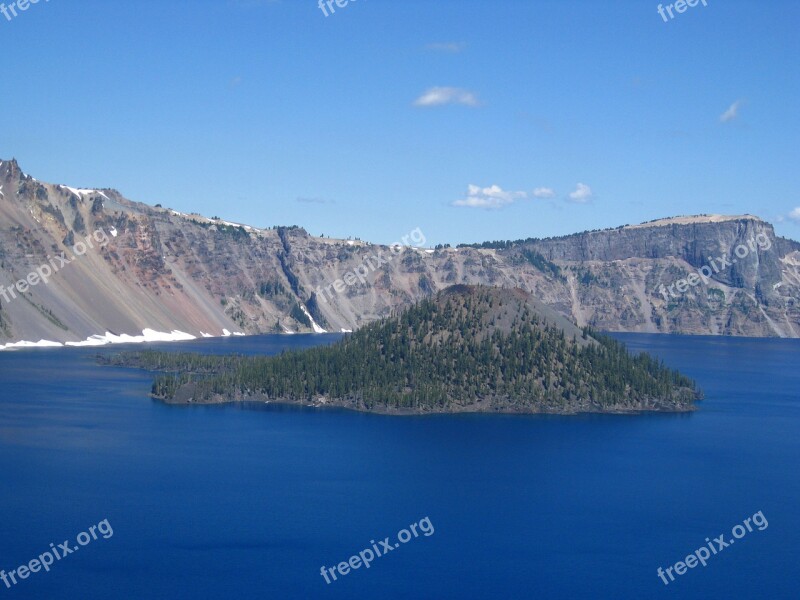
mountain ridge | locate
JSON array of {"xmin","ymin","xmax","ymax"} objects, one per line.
[{"xmin": 2, "ymin": 159, "xmax": 799, "ymax": 345}]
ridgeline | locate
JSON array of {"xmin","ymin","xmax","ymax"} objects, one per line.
[{"xmin": 106, "ymin": 285, "xmax": 702, "ymax": 414}]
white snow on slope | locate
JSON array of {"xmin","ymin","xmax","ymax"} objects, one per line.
[
  {"xmin": 300, "ymin": 305, "xmax": 327, "ymax": 333},
  {"xmin": 0, "ymin": 327, "xmax": 304, "ymax": 351},
  {"xmin": 0, "ymin": 339, "xmax": 64, "ymax": 350},
  {"xmin": 219, "ymin": 329, "xmax": 245, "ymax": 337},
  {"xmin": 64, "ymin": 329, "xmax": 197, "ymax": 347},
  {"xmin": 1, "ymin": 329, "xmax": 197, "ymax": 351},
  {"xmin": 59, "ymin": 186, "xmax": 110, "ymax": 200}
]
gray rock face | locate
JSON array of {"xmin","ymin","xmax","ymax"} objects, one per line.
[
  {"xmin": 531, "ymin": 216, "xmax": 787, "ymax": 289},
  {"xmin": 1, "ymin": 159, "xmax": 799, "ymax": 344}
]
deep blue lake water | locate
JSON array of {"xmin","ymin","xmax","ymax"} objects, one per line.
[{"xmin": 0, "ymin": 333, "xmax": 798, "ymax": 599}]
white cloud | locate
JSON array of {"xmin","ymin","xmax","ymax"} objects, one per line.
[
  {"xmin": 788, "ymin": 207, "xmax": 800, "ymax": 223},
  {"xmin": 413, "ymin": 87, "xmax": 480, "ymax": 108},
  {"xmin": 720, "ymin": 100, "xmax": 743, "ymax": 123},
  {"xmin": 567, "ymin": 183, "xmax": 593, "ymax": 203},
  {"xmin": 425, "ymin": 42, "xmax": 467, "ymax": 53},
  {"xmin": 532, "ymin": 187, "xmax": 556, "ymax": 199},
  {"xmin": 452, "ymin": 184, "xmax": 527, "ymax": 209}
]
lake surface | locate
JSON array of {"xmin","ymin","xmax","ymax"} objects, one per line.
[{"xmin": 0, "ymin": 333, "xmax": 797, "ymax": 599}]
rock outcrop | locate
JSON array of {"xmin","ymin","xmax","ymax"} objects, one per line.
[{"xmin": 1, "ymin": 159, "xmax": 799, "ymax": 343}]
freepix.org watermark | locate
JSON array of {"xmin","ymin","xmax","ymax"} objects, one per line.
[
  {"xmin": 319, "ymin": 516, "xmax": 434, "ymax": 584},
  {"xmin": 0, "ymin": 0, "xmax": 49, "ymax": 23},
  {"xmin": 656, "ymin": 510, "xmax": 768, "ymax": 586},
  {"xmin": 318, "ymin": 0, "xmax": 364, "ymax": 18},
  {"xmin": 0, "ymin": 228, "xmax": 110, "ymax": 304},
  {"xmin": 658, "ymin": 233, "xmax": 771, "ymax": 301},
  {"xmin": 1, "ymin": 518, "xmax": 113, "ymax": 590},
  {"xmin": 657, "ymin": 0, "xmax": 708, "ymax": 23},
  {"xmin": 315, "ymin": 227, "xmax": 426, "ymax": 304}
]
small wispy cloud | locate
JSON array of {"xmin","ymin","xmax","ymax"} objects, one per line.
[
  {"xmin": 788, "ymin": 207, "xmax": 800, "ymax": 223},
  {"xmin": 452, "ymin": 184, "xmax": 526, "ymax": 209},
  {"xmin": 720, "ymin": 100, "xmax": 744, "ymax": 123},
  {"xmin": 567, "ymin": 183, "xmax": 593, "ymax": 204},
  {"xmin": 413, "ymin": 87, "xmax": 481, "ymax": 108},
  {"xmin": 532, "ymin": 187, "xmax": 556, "ymax": 199},
  {"xmin": 425, "ymin": 42, "xmax": 467, "ymax": 54},
  {"xmin": 296, "ymin": 196, "xmax": 332, "ymax": 205},
  {"xmin": 230, "ymin": 76, "xmax": 243, "ymax": 87}
]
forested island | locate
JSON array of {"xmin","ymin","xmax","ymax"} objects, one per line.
[{"xmin": 103, "ymin": 285, "xmax": 702, "ymax": 414}]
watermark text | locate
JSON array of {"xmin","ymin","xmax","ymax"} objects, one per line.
[
  {"xmin": 656, "ymin": 510, "xmax": 767, "ymax": 586},
  {"xmin": 1, "ymin": 518, "xmax": 113, "ymax": 590},
  {"xmin": 320, "ymin": 516, "xmax": 434, "ymax": 584}
]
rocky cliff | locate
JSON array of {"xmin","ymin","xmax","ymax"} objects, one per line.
[{"xmin": 1, "ymin": 158, "xmax": 799, "ymax": 345}]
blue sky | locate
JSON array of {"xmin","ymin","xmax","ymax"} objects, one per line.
[{"xmin": 1, "ymin": 0, "xmax": 798, "ymax": 245}]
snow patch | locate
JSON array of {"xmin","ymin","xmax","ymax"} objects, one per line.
[
  {"xmin": 1, "ymin": 329, "xmax": 197, "ymax": 351},
  {"xmin": 64, "ymin": 329, "xmax": 197, "ymax": 347},
  {"xmin": 300, "ymin": 305, "xmax": 327, "ymax": 333},
  {"xmin": 219, "ymin": 329, "xmax": 245, "ymax": 337},
  {"xmin": 0, "ymin": 339, "xmax": 63, "ymax": 351},
  {"xmin": 60, "ymin": 186, "xmax": 109, "ymax": 200}
]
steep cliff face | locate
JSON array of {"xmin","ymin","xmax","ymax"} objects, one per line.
[
  {"xmin": 1, "ymin": 159, "xmax": 799, "ymax": 345},
  {"xmin": 519, "ymin": 216, "xmax": 799, "ymax": 336}
]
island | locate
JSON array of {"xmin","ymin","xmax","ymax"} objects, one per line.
[{"xmin": 103, "ymin": 285, "xmax": 702, "ymax": 414}]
